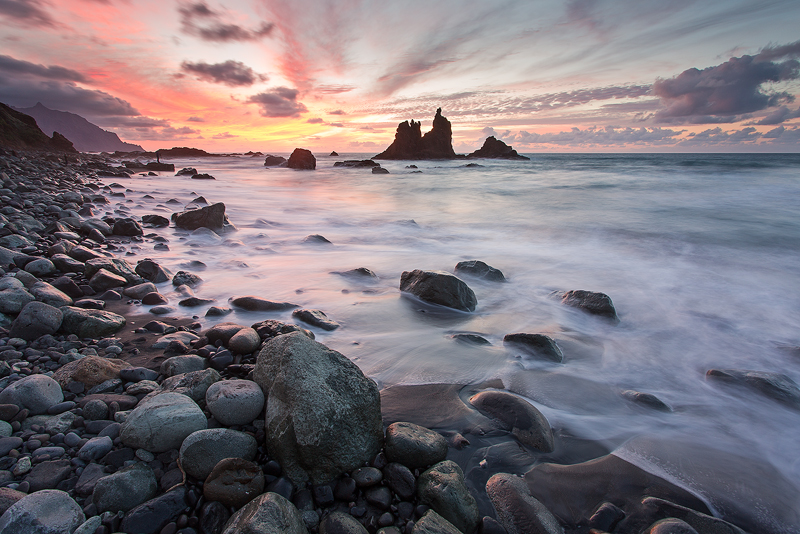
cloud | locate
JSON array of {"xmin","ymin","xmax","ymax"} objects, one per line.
[
  {"xmin": 0, "ymin": 76, "xmax": 140, "ymax": 117},
  {"xmin": 0, "ymin": 55, "xmax": 88, "ymax": 82},
  {"xmin": 328, "ymin": 109, "xmax": 345, "ymax": 115},
  {"xmin": 187, "ymin": 116, "xmax": 205, "ymax": 122},
  {"xmin": 329, "ymin": 122, "xmax": 344, "ymax": 127},
  {"xmin": 0, "ymin": 0, "xmax": 55, "ymax": 27},
  {"xmin": 161, "ymin": 126, "xmax": 199, "ymax": 136},
  {"xmin": 678, "ymin": 127, "xmax": 762, "ymax": 146},
  {"xmin": 315, "ymin": 85, "xmax": 355, "ymax": 95},
  {"xmin": 212, "ymin": 132, "xmax": 237, "ymax": 139},
  {"xmin": 246, "ymin": 87, "xmax": 307, "ymax": 118},
  {"xmin": 179, "ymin": 2, "xmax": 273, "ymax": 42},
  {"xmin": 752, "ymin": 106, "xmax": 800, "ymax": 125},
  {"xmin": 93, "ymin": 116, "xmax": 168, "ymax": 128},
  {"xmin": 306, "ymin": 117, "xmax": 324, "ymax": 124},
  {"xmin": 654, "ymin": 42, "xmax": 800, "ymax": 124},
  {"xmin": 762, "ymin": 126, "xmax": 800, "ymax": 143},
  {"xmin": 510, "ymin": 126, "xmax": 684, "ymax": 146},
  {"xmin": 181, "ymin": 60, "xmax": 266, "ymax": 87}
]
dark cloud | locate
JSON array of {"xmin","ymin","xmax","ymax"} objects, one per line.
[
  {"xmin": 509, "ymin": 126, "xmax": 683, "ymax": 146},
  {"xmin": 162, "ymin": 126, "xmax": 200, "ymax": 136},
  {"xmin": 186, "ymin": 116, "xmax": 205, "ymax": 122},
  {"xmin": 0, "ymin": 55, "xmax": 88, "ymax": 82},
  {"xmin": 0, "ymin": 0, "xmax": 55, "ymax": 27},
  {"xmin": 762, "ymin": 126, "xmax": 800, "ymax": 143},
  {"xmin": 181, "ymin": 60, "xmax": 266, "ymax": 87},
  {"xmin": 752, "ymin": 106, "xmax": 800, "ymax": 125},
  {"xmin": 328, "ymin": 109, "xmax": 345, "ymax": 115},
  {"xmin": 677, "ymin": 127, "xmax": 761, "ymax": 146},
  {"xmin": 246, "ymin": 87, "xmax": 307, "ymax": 118},
  {"xmin": 306, "ymin": 118, "xmax": 324, "ymax": 124},
  {"xmin": 654, "ymin": 43, "xmax": 800, "ymax": 124},
  {"xmin": 0, "ymin": 76, "xmax": 140, "ymax": 117},
  {"xmin": 179, "ymin": 2, "xmax": 274, "ymax": 42},
  {"xmin": 93, "ymin": 116, "xmax": 168, "ymax": 128}
]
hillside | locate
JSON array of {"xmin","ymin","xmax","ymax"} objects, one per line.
[{"xmin": 0, "ymin": 102, "xmax": 76, "ymax": 152}]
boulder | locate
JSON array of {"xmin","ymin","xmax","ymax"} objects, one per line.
[
  {"xmin": 206, "ymin": 379, "xmax": 265, "ymax": 426},
  {"xmin": 372, "ymin": 166, "xmax": 389, "ymax": 174},
  {"xmin": 135, "ymin": 259, "xmax": 172, "ymax": 283},
  {"xmin": 469, "ymin": 390, "xmax": 554, "ymax": 452},
  {"xmin": 0, "ymin": 489, "xmax": 85, "ymax": 534},
  {"xmin": 264, "ymin": 155, "xmax": 288, "ymax": 167},
  {"xmin": 160, "ymin": 355, "xmax": 206, "ymax": 377},
  {"xmin": 559, "ymin": 290, "xmax": 618, "ymax": 321},
  {"xmin": 503, "ymin": 333, "xmax": 563, "ymax": 363},
  {"xmin": 705, "ymin": 369, "xmax": 800, "ymax": 409},
  {"xmin": 173, "ymin": 202, "xmax": 227, "ymax": 231},
  {"xmin": 0, "ymin": 278, "xmax": 34, "ymax": 314},
  {"xmin": 203, "ymin": 458, "xmax": 265, "ymax": 509},
  {"xmin": 412, "ymin": 510, "xmax": 462, "ymax": 534},
  {"xmin": 466, "ymin": 136, "xmax": 530, "ymax": 160},
  {"xmin": 30, "ymin": 282, "xmax": 73, "ymax": 307},
  {"xmin": 486, "ymin": 473, "xmax": 564, "ymax": 534},
  {"xmin": 52, "ymin": 355, "xmax": 131, "ymax": 389},
  {"xmin": 0, "ymin": 374, "xmax": 63, "ymax": 415},
  {"xmin": 253, "ymin": 332, "xmax": 383, "ymax": 484},
  {"xmin": 84, "ymin": 257, "xmax": 140, "ymax": 284},
  {"xmin": 375, "ymin": 108, "xmax": 457, "ymax": 160},
  {"xmin": 112, "ymin": 217, "xmax": 144, "ymax": 236},
  {"xmin": 384, "ymin": 422, "xmax": 448, "ymax": 470},
  {"xmin": 399, "ymin": 270, "xmax": 477, "ymax": 312},
  {"xmin": 228, "ymin": 327, "xmax": 262, "ymax": 354},
  {"xmin": 292, "ymin": 309, "xmax": 340, "ymax": 331},
  {"xmin": 8, "ymin": 301, "xmax": 62, "ymax": 340},
  {"xmin": 59, "ymin": 306, "xmax": 126, "ymax": 338},
  {"xmin": 320, "ymin": 512, "xmax": 369, "ymax": 534},
  {"xmin": 88, "ymin": 268, "xmax": 126, "ymax": 291},
  {"xmin": 24, "ymin": 257, "xmax": 55, "ymax": 276},
  {"xmin": 454, "ymin": 260, "xmax": 506, "ymax": 282},
  {"xmin": 119, "ymin": 488, "xmax": 188, "ymax": 534},
  {"xmin": 230, "ymin": 296, "xmax": 299, "ymax": 312},
  {"xmin": 221, "ymin": 492, "xmax": 306, "ymax": 534},
  {"xmin": 123, "ymin": 282, "xmax": 157, "ymax": 300},
  {"xmin": 179, "ymin": 428, "xmax": 258, "ymax": 480},
  {"xmin": 120, "ymin": 392, "xmax": 208, "ymax": 452},
  {"xmin": 417, "ymin": 461, "xmax": 480, "ymax": 534},
  {"xmin": 176, "ymin": 167, "xmax": 198, "ymax": 176},
  {"xmin": 287, "ymin": 148, "xmax": 316, "ymax": 170},
  {"xmin": 92, "ymin": 463, "xmax": 158, "ymax": 513},
  {"xmin": 142, "ymin": 214, "xmax": 170, "ymax": 227}
]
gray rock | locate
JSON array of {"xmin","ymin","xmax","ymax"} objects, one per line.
[
  {"xmin": 399, "ymin": 270, "xmax": 477, "ymax": 312},
  {"xmin": 454, "ymin": 260, "xmax": 506, "ymax": 282},
  {"xmin": 67, "ymin": 245, "xmax": 103, "ymax": 262},
  {"xmin": 253, "ymin": 332, "xmax": 383, "ymax": 484},
  {"xmin": 30, "ymin": 282, "xmax": 73, "ymax": 307},
  {"xmin": 503, "ymin": 333, "xmax": 563, "ymax": 363},
  {"xmin": 417, "ymin": 460, "xmax": 480, "ymax": 534},
  {"xmin": 77, "ymin": 436, "xmax": 113, "ymax": 461},
  {"xmin": 160, "ymin": 355, "xmax": 206, "ymax": 377},
  {"xmin": 24, "ymin": 258, "xmax": 55, "ymax": 277},
  {"xmin": 0, "ymin": 279, "xmax": 34, "ymax": 314},
  {"xmin": 172, "ymin": 271, "xmax": 202, "ymax": 287},
  {"xmin": 150, "ymin": 330, "xmax": 200, "ymax": 349},
  {"xmin": 84, "ymin": 257, "xmax": 141, "ymax": 284},
  {"xmin": 49, "ymin": 254, "xmax": 85, "ymax": 274},
  {"xmin": 8, "ymin": 301, "xmax": 63, "ymax": 340},
  {"xmin": 288, "ymin": 148, "xmax": 316, "ymax": 170},
  {"xmin": 221, "ymin": 492, "xmax": 307, "ymax": 534},
  {"xmin": 21, "ymin": 412, "xmax": 76, "ymax": 434},
  {"xmin": 203, "ymin": 458, "xmax": 265, "ymax": 509},
  {"xmin": 0, "ymin": 487, "xmax": 25, "ymax": 515},
  {"xmin": 120, "ymin": 392, "xmax": 208, "ymax": 453},
  {"xmin": 123, "ymin": 282, "xmax": 157, "ymax": 300},
  {"xmin": 384, "ymin": 422, "xmax": 448, "ymax": 470},
  {"xmin": 92, "ymin": 463, "xmax": 157, "ymax": 513},
  {"xmin": 230, "ymin": 296, "xmax": 299, "ymax": 312},
  {"xmin": 135, "ymin": 259, "xmax": 172, "ymax": 284},
  {"xmin": 469, "ymin": 390, "xmax": 554, "ymax": 452},
  {"xmin": 228, "ymin": 327, "xmax": 261, "ymax": 354},
  {"xmin": 644, "ymin": 518, "xmax": 699, "ymax": 534},
  {"xmin": 486, "ymin": 473, "xmax": 564, "ymax": 534},
  {"xmin": 80, "ymin": 218, "xmax": 112, "ymax": 236},
  {"xmin": 174, "ymin": 203, "xmax": 227, "ymax": 231},
  {"xmin": 59, "ymin": 306, "xmax": 126, "ymax": 338},
  {"xmin": 205, "ymin": 322, "xmax": 245, "ymax": 344},
  {"xmin": 559, "ymin": 290, "xmax": 619, "ymax": 321},
  {"xmin": 0, "ymin": 489, "xmax": 85, "ymax": 534},
  {"xmin": 119, "ymin": 487, "xmax": 188, "ymax": 534},
  {"xmin": 120, "ymin": 367, "xmax": 159, "ymax": 382},
  {"xmin": 156, "ymin": 368, "xmax": 221, "ymax": 404},
  {"xmin": 0, "ymin": 374, "xmax": 63, "ymax": 415},
  {"xmin": 206, "ymin": 379, "xmax": 265, "ymax": 426},
  {"xmin": 75, "ymin": 462, "xmax": 106, "ymax": 496},
  {"xmin": 179, "ymin": 428, "xmax": 258, "ymax": 480},
  {"xmin": 73, "ymin": 516, "xmax": 102, "ymax": 534},
  {"xmin": 88, "ymin": 268, "xmax": 127, "ymax": 291},
  {"xmin": 320, "ymin": 511, "xmax": 369, "ymax": 534},
  {"xmin": 706, "ymin": 369, "xmax": 800, "ymax": 409},
  {"xmin": 113, "ymin": 217, "xmax": 143, "ymax": 236},
  {"xmin": 292, "ymin": 309, "xmax": 340, "ymax": 331},
  {"xmin": 412, "ymin": 510, "xmax": 462, "ymax": 534}
]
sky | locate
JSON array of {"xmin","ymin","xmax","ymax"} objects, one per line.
[{"xmin": 1, "ymin": 0, "xmax": 799, "ymax": 153}]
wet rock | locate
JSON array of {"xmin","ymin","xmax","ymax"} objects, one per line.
[
  {"xmin": 157, "ymin": 368, "xmax": 221, "ymax": 404},
  {"xmin": 0, "ymin": 278, "xmax": 34, "ymax": 314},
  {"xmin": 400, "ymin": 270, "xmax": 477, "ymax": 312},
  {"xmin": 206, "ymin": 379, "xmax": 265, "ymax": 426},
  {"xmin": 466, "ymin": 136, "xmax": 530, "ymax": 160},
  {"xmin": 51, "ymin": 276, "xmax": 84, "ymax": 299},
  {"xmin": 173, "ymin": 270, "xmax": 202, "ymax": 287},
  {"xmin": 644, "ymin": 518, "xmax": 699, "ymax": 534},
  {"xmin": 24, "ymin": 459, "xmax": 72, "ymax": 492},
  {"xmin": 84, "ymin": 257, "xmax": 141, "ymax": 284},
  {"xmin": 383, "ymin": 462, "xmax": 416, "ymax": 500},
  {"xmin": 621, "ymin": 390, "xmax": 672, "ymax": 412},
  {"xmin": 50, "ymin": 254, "xmax": 86, "ymax": 274},
  {"xmin": 253, "ymin": 332, "xmax": 383, "ymax": 484},
  {"xmin": 176, "ymin": 167, "xmax": 198, "ymax": 176},
  {"xmin": 469, "ymin": 390, "xmax": 554, "ymax": 452},
  {"xmin": 486, "ymin": 473, "xmax": 563, "ymax": 534},
  {"xmin": 293, "ymin": 309, "xmax": 340, "ymax": 331},
  {"xmin": 332, "ymin": 267, "xmax": 379, "ymax": 280},
  {"xmin": 558, "ymin": 290, "xmax": 618, "ymax": 322},
  {"xmin": 89, "ymin": 268, "xmax": 127, "ymax": 291},
  {"xmin": 228, "ymin": 327, "xmax": 261, "ymax": 354},
  {"xmin": 589, "ymin": 502, "xmax": 625, "ymax": 532},
  {"xmin": 113, "ymin": 217, "xmax": 144, "ymax": 236},
  {"xmin": 288, "ymin": 148, "xmax": 316, "ymax": 170},
  {"xmin": 59, "ymin": 306, "xmax": 126, "ymax": 338},
  {"xmin": 205, "ymin": 306, "xmax": 231, "ymax": 317},
  {"xmin": 334, "ymin": 160, "xmax": 379, "ymax": 168},
  {"xmin": 0, "ymin": 487, "xmax": 25, "ymax": 515},
  {"xmin": 452, "ymin": 333, "xmax": 490, "ymax": 345},
  {"xmin": 320, "ymin": 511, "xmax": 369, "ymax": 534},
  {"xmin": 630, "ymin": 496, "xmax": 746, "ymax": 534},
  {"xmin": 0, "ymin": 489, "xmax": 85, "ymax": 534},
  {"xmin": 30, "ymin": 282, "xmax": 73, "ymax": 307},
  {"xmin": 151, "ymin": 331, "xmax": 200, "ymax": 349},
  {"xmin": 179, "ymin": 428, "xmax": 257, "ymax": 480},
  {"xmin": 93, "ymin": 463, "xmax": 158, "ymax": 513},
  {"xmin": 123, "ymin": 282, "xmax": 157, "ymax": 300},
  {"xmin": 0, "ymin": 374, "xmax": 63, "ymax": 415},
  {"xmin": 160, "ymin": 355, "xmax": 206, "ymax": 377},
  {"xmin": 120, "ymin": 487, "xmax": 188, "ymax": 534},
  {"xmin": 120, "ymin": 367, "xmax": 159, "ymax": 382},
  {"xmin": 454, "ymin": 260, "xmax": 506, "ymax": 282},
  {"xmin": 385, "ymin": 422, "xmax": 448, "ymax": 470},
  {"xmin": 78, "ymin": 435, "xmax": 113, "ymax": 461},
  {"xmin": 53, "ymin": 355, "xmax": 130, "ymax": 389},
  {"xmin": 374, "ymin": 108, "xmax": 457, "ymax": 160},
  {"xmin": 221, "ymin": 492, "xmax": 305, "ymax": 534},
  {"xmin": 706, "ymin": 369, "xmax": 800, "ymax": 409},
  {"xmin": 173, "ymin": 203, "xmax": 227, "ymax": 231},
  {"xmin": 24, "ymin": 257, "xmax": 56, "ymax": 276},
  {"xmin": 204, "ymin": 458, "xmax": 265, "ymax": 509},
  {"xmin": 142, "ymin": 292, "xmax": 168, "ymax": 305},
  {"xmin": 352, "ymin": 466, "xmax": 382, "ymax": 487},
  {"xmin": 142, "ymin": 214, "xmax": 170, "ymax": 227},
  {"xmin": 230, "ymin": 296, "xmax": 299, "ymax": 312},
  {"xmin": 303, "ymin": 234, "xmax": 332, "ymax": 245},
  {"xmin": 503, "ymin": 333, "xmax": 563, "ymax": 363},
  {"xmin": 264, "ymin": 155, "xmax": 288, "ymax": 167},
  {"xmin": 135, "ymin": 259, "xmax": 172, "ymax": 283},
  {"xmin": 9, "ymin": 301, "xmax": 63, "ymax": 340},
  {"xmin": 372, "ymin": 166, "xmax": 390, "ymax": 174},
  {"xmin": 418, "ymin": 460, "xmax": 479, "ymax": 534},
  {"xmin": 120, "ymin": 392, "xmax": 207, "ymax": 453},
  {"xmin": 412, "ymin": 510, "xmax": 462, "ymax": 534},
  {"xmin": 200, "ymin": 501, "xmax": 231, "ymax": 534}
]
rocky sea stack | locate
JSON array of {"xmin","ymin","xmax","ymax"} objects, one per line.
[
  {"xmin": 467, "ymin": 136, "xmax": 529, "ymax": 160},
  {"xmin": 374, "ymin": 108, "xmax": 457, "ymax": 160}
]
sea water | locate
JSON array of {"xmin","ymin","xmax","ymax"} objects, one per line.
[{"xmin": 100, "ymin": 152, "xmax": 800, "ymax": 531}]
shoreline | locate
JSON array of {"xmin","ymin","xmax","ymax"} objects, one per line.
[{"xmin": 0, "ymin": 148, "xmax": 791, "ymax": 534}]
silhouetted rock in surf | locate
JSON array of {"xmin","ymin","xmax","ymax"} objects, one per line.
[
  {"xmin": 374, "ymin": 108, "xmax": 457, "ymax": 160},
  {"xmin": 264, "ymin": 155, "xmax": 287, "ymax": 167},
  {"xmin": 330, "ymin": 151, "xmax": 339, "ymax": 156},
  {"xmin": 467, "ymin": 136, "xmax": 529, "ymax": 160},
  {"xmin": 288, "ymin": 148, "xmax": 316, "ymax": 170}
]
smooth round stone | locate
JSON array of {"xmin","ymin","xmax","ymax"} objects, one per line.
[
  {"xmin": 205, "ymin": 379, "xmax": 264, "ymax": 426},
  {"xmin": 150, "ymin": 306, "xmax": 175, "ymax": 315},
  {"xmin": 24, "ymin": 258, "xmax": 56, "ymax": 277},
  {"xmin": 82, "ymin": 399, "xmax": 109, "ymax": 421},
  {"xmin": 384, "ymin": 422, "xmax": 448, "ymax": 470},
  {"xmin": 160, "ymin": 355, "xmax": 205, "ymax": 377},
  {"xmin": 9, "ymin": 302, "xmax": 63, "ymax": 341},
  {"xmin": 77, "ymin": 436, "xmax": 113, "ymax": 461},
  {"xmin": 203, "ymin": 458, "xmax": 265, "ymax": 509},
  {"xmin": 0, "ymin": 489, "xmax": 85, "ymax": 533},
  {"xmin": 64, "ymin": 432, "xmax": 82, "ymax": 448},
  {"xmin": 227, "ymin": 328, "xmax": 261, "ymax": 354},
  {"xmin": 32, "ymin": 446, "xmax": 66, "ymax": 459},
  {"xmin": 119, "ymin": 367, "xmax": 159, "ymax": 382},
  {"xmin": 0, "ymin": 374, "xmax": 63, "ymax": 415},
  {"xmin": 383, "ymin": 463, "xmax": 416, "ymax": 500},
  {"xmin": 179, "ymin": 428, "xmax": 258, "ymax": 480},
  {"xmin": 0, "ymin": 421, "xmax": 11, "ymax": 438},
  {"xmin": 352, "ymin": 467, "xmax": 382, "ymax": 487},
  {"xmin": 92, "ymin": 463, "xmax": 158, "ymax": 513},
  {"xmin": 0, "ymin": 404, "xmax": 20, "ymax": 421},
  {"xmin": 417, "ymin": 461, "xmax": 479, "ymax": 534},
  {"xmin": 142, "ymin": 292, "xmax": 168, "ymax": 305},
  {"xmin": 0, "ymin": 437, "xmax": 23, "ymax": 456},
  {"xmin": 120, "ymin": 392, "xmax": 208, "ymax": 453},
  {"xmin": 47, "ymin": 401, "xmax": 77, "ymax": 415},
  {"xmin": 199, "ymin": 502, "xmax": 230, "ymax": 534},
  {"xmin": 320, "ymin": 511, "xmax": 369, "ymax": 534}
]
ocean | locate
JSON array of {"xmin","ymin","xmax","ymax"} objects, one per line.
[{"xmin": 102, "ymin": 152, "xmax": 800, "ymax": 531}]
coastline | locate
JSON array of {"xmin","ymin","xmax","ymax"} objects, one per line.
[{"xmin": 0, "ymin": 148, "xmax": 794, "ymax": 534}]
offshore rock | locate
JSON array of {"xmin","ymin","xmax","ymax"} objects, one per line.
[
  {"xmin": 559, "ymin": 290, "xmax": 619, "ymax": 322},
  {"xmin": 264, "ymin": 155, "xmax": 288, "ymax": 167},
  {"xmin": 173, "ymin": 202, "xmax": 228, "ymax": 231},
  {"xmin": 706, "ymin": 369, "xmax": 800, "ymax": 409},
  {"xmin": 503, "ymin": 333, "xmax": 563, "ymax": 363},
  {"xmin": 288, "ymin": 148, "xmax": 316, "ymax": 170},
  {"xmin": 253, "ymin": 332, "xmax": 383, "ymax": 484},
  {"xmin": 467, "ymin": 136, "xmax": 530, "ymax": 160},
  {"xmin": 400, "ymin": 269, "xmax": 477, "ymax": 312},
  {"xmin": 375, "ymin": 108, "xmax": 457, "ymax": 160},
  {"xmin": 454, "ymin": 260, "xmax": 506, "ymax": 282},
  {"xmin": 334, "ymin": 160, "xmax": 379, "ymax": 168}
]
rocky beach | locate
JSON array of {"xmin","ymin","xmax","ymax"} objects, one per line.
[{"xmin": 0, "ymin": 145, "xmax": 797, "ymax": 534}]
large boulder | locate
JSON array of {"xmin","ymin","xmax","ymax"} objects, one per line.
[
  {"xmin": 8, "ymin": 301, "xmax": 63, "ymax": 340},
  {"xmin": 384, "ymin": 422, "xmax": 448, "ymax": 470},
  {"xmin": 59, "ymin": 307, "xmax": 126, "ymax": 338},
  {"xmin": 120, "ymin": 392, "xmax": 207, "ymax": 453},
  {"xmin": 486, "ymin": 473, "xmax": 564, "ymax": 534},
  {"xmin": 399, "ymin": 270, "xmax": 477, "ymax": 312},
  {"xmin": 287, "ymin": 148, "xmax": 316, "ymax": 170},
  {"xmin": 173, "ymin": 203, "xmax": 227, "ymax": 231},
  {"xmin": 253, "ymin": 332, "xmax": 383, "ymax": 484},
  {"xmin": 417, "ymin": 461, "xmax": 480, "ymax": 534},
  {"xmin": 179, "ymin": 428, "xmax": 258, "ymax": 480},
  {"xmin": 52, "ymin": 355, "xmax": 131, "ymax": 389},
  {"xmin": 374, "ymin": 108, "xmax": 457, "ymax": 160},
  {"xmin": 92, "ymin": 463, "xmax": 158, "ymax": 513},
  {"xmin": 0, "ymin": 489, "xmax": 85, "ymax": 534},
  {"xmin": 221, "ymin": 492, "xmax": 306, "ymax": 534},
  {"xmin": 469, "ymin": 390, "xmax": 554, "ymax": 452},
  {"xmin": 0, "ymin": 374, "xmax": 63, "ymax": 415},
  {"xmin": 466, "ymin": 136, "xmax": 530, "ymax": 160}
]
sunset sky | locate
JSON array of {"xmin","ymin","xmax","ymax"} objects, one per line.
[{"xmin": 1, "ymin": 0, "xmax": 799, "ymax": 152}]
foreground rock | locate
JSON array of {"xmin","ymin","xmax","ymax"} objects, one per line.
[
  {"xmin": 59, "ymin": 306, "xmax": 126, "ymax": 338},
  {"xmin": 120, "ymin": 392, "xmax": 208, "ymax": 452},
  {"xmin": 222, "ymin": 492, "xmax": 306, "ymax": 534},
  {"xmin": 706, "ymin": 369, "xmax": 800, "ymax": 409},
  {"xmin": 486, "ymin": 473, "xmax": 564, "ymax": 534},
  {"xmin": 503, "ymin": 333, "xmax": 563, "ymax": 363},
  {"xmin": 375, "ymin": 108, "xmax": 457, "ymax": 160},
  {"xmin": 172, "ymin": 202, "xmax": 228, "ymax": 231},
  {"xmin": 454, "ymin": 260, "xmax": 506, "ymax": 282},
  {"xmin": 469, "ymin": 390, "xmax": 554, "ymax": 452},
  {"xmin": 0, "ymin": 489, "xmax": 85, "ymax": 533},
  {"xmin": 418, "ymin": 461, "xmax": 480, "ymax": 534},
  {"xmin": 400, "ymin": 270, "xmax": 477, "ymax": 312},
  {"xmin": 287, "ymin": 148, "xmax": 316, "ymax": 170},
  {"xmin": 0, "ymin": 374, "xmax": 63, "ymax": 415},
  {"xmin": 253, "ymin": 332, "xmax": 383, "ymax": 484},
  {"xmin": 384, "ymin": 422, "xmax": 448, "ymax": 469},
  {"xmin": 558, "ymin": 290, "xmax": 619, "ymax": 322},
  {"xmin": 467, "ymin": 136, "xmax": 530, "ymax": 160}
]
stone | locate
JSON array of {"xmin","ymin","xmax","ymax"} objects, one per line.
[
  {"xmin": 384, "ymin": 422, "xmax": 448, "ymax": 470},
  {"xmin": 231, "ymin": 296, "xmax": 299, "ymax": 312},
  {"xmin": 73, "ymin": 516, "xmax": 102, "ymax": 534},
  {"xmin": 24, "ymin": 257, "xmax": 56, "ymax": 276},
  {"xmin": 454, "ymin": 260, "xmax": 506, "ymax": 282},
  {"xmin": 253, "ymin": 332, "xmax": 383, "ymax": 484},
  {"xmin": 0, "ymin": 280, "xmax": 34, "ymax": 314},
  {"xmin": 203, "ymin": 458, "xmax": 265, "ymax": 509},
  {"xmin": 0, "ymin": 374, "xmax": 63, "ymax": 415},
  {"xmin": 30, "ymin": 282, "xmax": 73, "ymax": 307},
  {"xmin": 151, "ymin": 331, "xmax": 200, "ymax": 349},
  {"xmin": 120, "ymin": 367, "xmax": 159, "ymax": 382},
  {"xmin": 263, "ymin": 155, "xmax": 288, "ymax": 167},
  {"xmin": 251, "ymin": 319, "xmax": 314, "ymax": 340},
  {"xmin": 320, "ymin": 511, "xmax": 369, "ymax": 534},
  {"xmin": 78, "ymin": 435, "xmax": 113, "ymax": 461},
  {"xmin": 375, "ymin": 108, "xmax": 457, "ymax": 160},
  {"xmin": 0, "ymin": 489, "xmax": 85, "ymax": 534},
  {"xmin": 412, "ymin": 510, "xmax": 462, "ymax": 534},
  {"xmin": 50, "ymin": 254, "xmax": 86, "ymax": 274},
  {"xmin": 400, "ymin": 270, "xmax": 477, "ymax": 312},
  {"xmin": 160, "ymin": 355, "xmax": 206, "ymax": 377},
  {"xmin": 559, "ymin": 290, "xmax": 618, "ymax": 321},
  {"xmin": 205, "ymin": 306, "xmax": 231, "ymax": 317},
  {"xmin": 621, "ymin": 390, "xmax": 672, "ymax": 412},
  {"xmin": 24, "ymin": 459, "xmax": 72, "ymax": 492},
  {"xmin": 0, "ymin": 437, "xmax": 22, "ymax": 457},
  {"xmin": 383, "ymin": 462, "xmax": 416, "ymax": 500},
  {"xmin": 80, "ymin": 218, "xmax": 112, "ymax": 236},
  {"xmin": 466, "ymin": 136, "xmax": 530, "ymax": 160},
  {"xmin": 705, "ymin": 369, "xmax": 800, "ymax": 409},
  {"xmin": 21, "ymin": 412, "xmax": 76, "ymax": 434},
  {"xmin": 50, "ymin": 276, "xmax": 84, "ymax": 298},
  {"xmin": 176, "ymin": 167, "xmax": 198, "ymax": 176},
  {"xmin": 228, "ymin": 327, "xmax": 261, "ymax": 354},
  {"xmin": 53, "ymin": 355, "xmax": 130, "ymax": 389},
  {"xmin": 205, "ymin": 322, "xmax": 245, "ymax": 344},
  {"xmin": 172, "ymin": 270, "xmax": 202, "ymax": 287},
  {"xmin": 644, "ymin": 518, "xmax": 699, "ymax": 534},
  {"xmin": 221, "ymin": 492, "xmax": 306, "ymax": 534},
  {"xmin": 503, "ymin": 333, "xmax": 563, "ymax": 363},
  {"xmin": 92, "ymin": 463, "xmax": 158, "ymax": 513},
  {"xmin": 486, "ymin": 473, "xmax": 563, "ymax": 534},
  {"xmin": 88, "ymin": 268, "xmax": 127, "ymax": 291},
  {"xmin": 292, "ymin": 309, "xmax": 340, "ymax": 331},
  {"xmin": 123, "ymin": 282, "xmax": 158, "ymax": 300},
  {"xmin": 75, "ymin": 462, "xmax": 106, "ymax": 496},
  {"xmin": 200, "ymin": 501, "xmax": 231, "ymax": 534},
  {"xmin": 206, "ymin": 379, "xmax": 265, "ymax": 426},
  {"xmin": 287, "ymin": 148, "xmax": 316, "ymax": 170},
  {"xmin": 333, "ymin": 160, "xmax": 379, "ymax": 168},
  {"xmin": 84, "ymin": 257, "xmax": 141, "ymax": 284},
  {"xmin": 8, "ymin": 301, "xmax": 62, "ymax": 340},
  {"xmin": 303, "ymin": 234, "xmax": 332, "ymax": 245},
  {"xmin": 173, "ymin": 203, "xmax": 227, "ymax": 231},
  {"xmin": 59, "ymin": 306, "xmax": 126, "ymax": 338},
  {"xmin": 142, "ymin": 214, "xmax": 170, "ymax": 227},
  {"xmin": 417, "ymin": 461, "xmax": 479, "ymax": 534},
  {"xmin": 142, "ymin": 292, "xmax": 168, "ymax": 305},
  {"xmin": 0, "ymin": 487, "xmax": 25, "ymax": 515},
  {"xmin": 372, "ymin": 166, "xmax": 389, "ymax": 174},
  {"xmin": 120, "ymin": 392, "xmax": 208, "ymax": 453},
  {"xmin": 135, "ymin": 259, "xmax": 172, "ymax": 283},
  {"xmin": 119, "ymin": 488, "xmax": 188, "ymax": 534},
  {"xmin": 352, "ymin": 467, "xmax": 382, "ymax": 487},
  {"xmin": 112, "ymin": 217, "xmax": 144, "ymax": 236},
  {"xmin": 157, "ymin": 368, "xmax": 221, "ymax": 404},
  {"xmin": 179, "ymin": 428, "xmax": 258, "ymax": 480},
  {"xmin": 634, "ymin": 496, "xmax": 746, "ymax": 534},
  {"xmin": 469, "ymin": 390, "xmax": 554, "ymax": 452}
]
